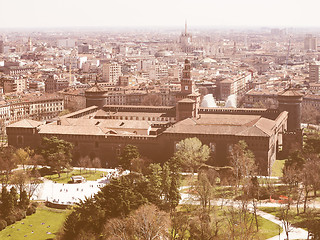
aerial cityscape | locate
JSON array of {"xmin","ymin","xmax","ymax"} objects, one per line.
[{"xmin": 1, "ymin": 1, "xmax": 320, "ymax": 239}]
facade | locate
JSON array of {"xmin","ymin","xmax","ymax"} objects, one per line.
[
  {"xmin": 0, "ymin": 40, "xmax": 4, "ymax": 54},
  {"xmin": 0, "ymin": 95, "xmax": 64, "ymax": 125},
  {"xmin": 3, "ymin": 78, "xmax": 28, "ymax": 93},
  {"xmin": 304, "ymin": 34, "xmax": 317, "ymax": 51},
  {"xmin": 7, "ymin": 60, "xmax": 303, "ymax": 176},
  {"xmin": 216, "ymin": 73, "xmax": 252, "ymax": 102},
  {"xmin": 102, "ymin": 62, "xmax": 121, "ymax": 83},
  {"xmin": 45, "ymin": 74, "xmax": 69, "ymax": 93},
  {"xmin": 309, "ymin": 62, "xmax": 320, "ymax": 83}
]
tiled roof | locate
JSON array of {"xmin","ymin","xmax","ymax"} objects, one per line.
[
  {"xmin": 164, "ymin": 114, "xmax": 275, "ymax": 137},
  {"xmin": 7, "ymin": 119, "xmax": 43, "ymax": 128}
]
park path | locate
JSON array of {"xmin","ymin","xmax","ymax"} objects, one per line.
[{"xmin": 180, "ymin": 189, "xmax": 310, "ymax": 240}]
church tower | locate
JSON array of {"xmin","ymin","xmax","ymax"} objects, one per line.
[
  {"xmin": 176, "ymin": 59, "xmax": 200, "ymax": 121},
  {"xmin": 27, "ymin": 37, "xmax": 32, "ymax": 51}
]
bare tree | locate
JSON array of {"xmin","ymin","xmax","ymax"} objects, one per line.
[
  {"xmin": 104, "ymin": 217, "xmax": 134, "ymax": 240},
  {"xmin": 92, "ymin": 157, "xmax": 101, "ymax": 173},
  {"xmin": 103, "ymin": 204, "xmax": 170, "ymax": 240},
  {"xmin": 131, "ymin": 204, "xmax": 170, "ymax": 240}
]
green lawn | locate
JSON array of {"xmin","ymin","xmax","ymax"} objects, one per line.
[
  {"xmin": 257, "ymin": 215, "xmax": 282, "ymax": 239},
  {"xmin": 0, "ymin": 205, "xmax": 69, "ymax": 240},
  {"xmin": 177, "ymin": 205, "xmax": 280, "ymax": 239},
  {"xmin": 259, "ymin": 206, "xmax": 320, "ymax": 231},
  {"xmin": 44, "ymin": 169, "xmax": 105, "ymax": 183},
  {"xmin": 271, "ymin": 159, "xmax": 286, "ymax": 177}
]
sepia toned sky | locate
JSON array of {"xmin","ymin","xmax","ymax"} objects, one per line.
[{"xmin": 0, "ymin": 0, "xmax": 319, "ymax": 29}]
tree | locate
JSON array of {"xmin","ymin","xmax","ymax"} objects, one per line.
[
  {"xmin": 131, "ymin": 157, "xmax": 152, "ymax": 175},
  {"xmin": 229, "ymin": 140, "xmax": 256, "ymax": 190},
  {"xmin": 118, "ymin": 145, "xmax": 140, "ymax": 171},
  {"xmin": 170, "ymin": 211, "xmax": 190, "ymax": 240},
  {"xmin": 103, "ymin": 204, "xmax": 170, "ymax": 240},
  {"xmin": 79, "ymin": 156, "xmax": 91, "ymax": 174},
  {"xmin": 301, "ymin": 105, "xmax": 319, "ymax": 124},
  {"xmin": 10, "ymin": 187, "xmax": 18, "ymax": 207},
  {"xmin": 92, "ymin": 157, "xmax": 101, "ymax": 173},
  {"xmin": 160, "ymin": 162, "xmax": 171, "ymax": 204},
  {"xmin": 194, "ymin": 171, "xmax": 214, "ymax": 210},
  {"xmin": 146, "ymin": 163, "xmax": 162, "ymax": 206},
  {"xmin": 1, "ymin": 187, "xmax": 14, "ymax": 218},
  {"xmin": 13, "ymin": 148, "xmax": 30, "ymax": 170},
  {"xmin": 167, "ymin": 157, "xmax": 182, "ymax": 211},
  {"xmin": 11, "ymin": 171, "xmax": 29, "ymax": 200},
  {"xmin": 174, "ymin": 138, "xmax": 210, "ymax": 173},
  {"xmin": 19, "ymin": 190, "xmax": 29, "ymax": 210},
  {"xmin": 131, "ymin": 204, "xmax": 170, "ymax": 240},
  {"xmin": 104, "ymin": 217, "xmax": 133, "ymax": 240},
  {"xmin": 63, "ymin": 197, "xmax": 105, "ymax": 240},
  {"xmin": 0, "ymin": 146, "xmax": 17, "ymax": 186},
  {"xmin": 39, "ymin": 137, "xmax": 73, "ymax": 177},
  {"xmin": 189, "ymin": 210, "xmax": 218, "ymax": 240}
]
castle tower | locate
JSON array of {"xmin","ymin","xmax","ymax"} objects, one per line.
[
  {"xmin": 278, "ymin": 88, "xmax": 304, "ymax": 157},
  {"xmin": 181, "ymin": 59, "xmax": 193, "ymax": 95},
  {"xmin": 85, "ymin": 82, "xmax": 108, "ymax": 109},
  {"xmin": 176, "ymin": 59, "xmax": 200, "ymax": 120},
  {"xmin": 277, "ymin": 88, "xmax": 303, "ymax": 132}
]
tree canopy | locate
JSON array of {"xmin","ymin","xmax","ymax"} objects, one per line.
[
  {"xmin": 118, "ymin": 144, "xmax": 140, "ymax": 170},
  {"xmin": 173, "ymin": 137, "xmax": 210, "ymax": 173},
  {"xmin": 39, "ymin": 137, "xmax": 73, "ymax": 177}
]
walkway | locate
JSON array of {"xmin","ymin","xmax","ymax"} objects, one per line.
[{"xmin": 180, "ymin": 189, "xmax": 309, "ymax": 240}]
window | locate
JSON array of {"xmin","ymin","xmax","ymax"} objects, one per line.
[
  {"xmin": 17, "ymin": 135, "xmax": 23, "ymax": 145},
  {"xmin": 185, "ymin": 86, "xmax": 188, "ymax": 90},
  {"xmin": 210, "ymin": 143, "xmax": 216, "ymax": 152},
  {"xmin": 116, "ymin": 148, "xmax": 121, "ymax": 156}
]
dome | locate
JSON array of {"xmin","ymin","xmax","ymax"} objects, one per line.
[
  {"xmin": 201, "ymin": 94, "xmax": 217, "ymax": 108},
  {"xmin": 201, "ymin": 57, "xmax": 217, "ymax": 64},
  {"xmin": 154, "ymin": 50, "xmax": 172, "ymax": 58}
]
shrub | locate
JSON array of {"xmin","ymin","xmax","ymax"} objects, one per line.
[
  {"xmin": 26, "ymin": 206, "xmax": 36, "ymax": 216},
  {"xmin": 0, "ymin": 219, "xmax": 7, "ymax": 231},
  {"xmin": 14, "ymin": 209, "xmax": 26, "ymax": 221},
  {"xmin": 5, "ymin": 215, "xmax": 16, "ymax": 225},
  {"xmin": 38, "ymin": 167, "xmax": 53, "ymax": 177},
  {"xmin": 31, "ymin": 202, "xmax": 39, "ymax": 208}
]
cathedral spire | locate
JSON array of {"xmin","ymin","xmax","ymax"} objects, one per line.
[{"xmin": 185, "ymin": 20, "xmax": 187, "ymax": 35}]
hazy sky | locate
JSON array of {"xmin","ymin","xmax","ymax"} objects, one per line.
[{"xmin": 0, "ymin": 0, "xmax": 319, "ymax": 29}]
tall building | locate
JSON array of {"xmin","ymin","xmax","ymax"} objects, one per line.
[
  {"xmin": 102, "ymin": 62, "xmax": 121, "ymax": 83},
  {"xmin": 309, "ymin": 62, "xmax": 320, "ymax": 83},
  {"xmin": 0, "ymin": 40, "xmax": 4, "ymax": 54},
  {"xmin": 27, "ymin": 37, "xmax": 33, "ymax": 51},
  {"xmin": 304, "ymin": 34, "xmax": 317, "ymax": 51}
]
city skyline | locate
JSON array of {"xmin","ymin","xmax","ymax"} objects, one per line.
[{"xmin": 1, "ymin": 0, "xmax": 320, "ymax": 29}]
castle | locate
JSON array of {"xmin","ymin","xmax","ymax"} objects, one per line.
[{"xmin": 6, "ymin": 60, "xmax": 303, "ymax": 175}]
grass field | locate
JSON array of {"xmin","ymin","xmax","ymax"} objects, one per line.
[
  {"xmin": 178, "ymin": 205, "xmax": 280, "ymax": 239},
  {"xmin": 44, "ymin": 169, "xmax": 105, "ymax": 183},
  {"xmin": 257, "ymin": 215, "xmax": 282, "ymax": 239},
  {"xmin": 0, "ymin": 205, "xmax": 69, "ymax": 240},
  {"xmin": 271, "ymin": 159, "xmax": 286, "ymax": 177},
  {"xmin": 259, "ymin": 206, "xmax": 320, "ymax": 231}
]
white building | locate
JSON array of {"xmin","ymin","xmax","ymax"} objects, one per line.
[{"xmin": 102, "ymin": 62, "xmax": 121, "ymax": 83}]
